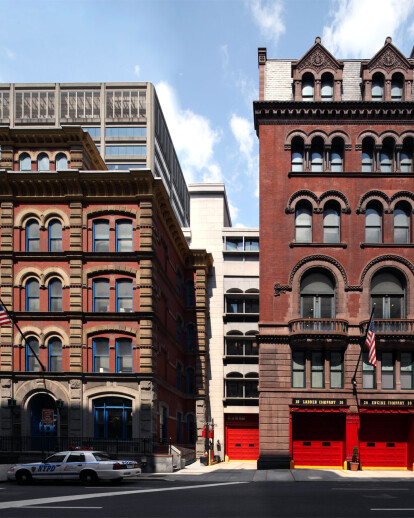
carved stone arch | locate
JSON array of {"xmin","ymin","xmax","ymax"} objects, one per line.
[
  {"xmin": 15, "ymin": 208, "xmax": 43, "ymax": 228},
  {"xmin": 327, "ymin": 130, "xmax": 352, "ymax": 150},
  {"xmin": 84, "ymin": 386, "xmax": 137, "ymax": 401},
  {"xmin": 307, "ymin": 129, "xmax": 329, "ymax": 146},
  {"xmin": 15, "ymin": 381, "xmax": 70, "ymax": 412},
  {"xmin": 13, "ymin": 325, "xmax": 43, "ymax": 346},
  {"xmin": 399, "ymin": 131, "xmax": 414, "ymax": 146},
  {"xmin": 356, "ymin": 191, "xmax": 390, "ymax": 214},
  {"xmin": 364, "ymin": 40, "xmax": 412, "ymax": 79},
  {"xmin": 319, "ymin": 190, "xmax": 351, "ymax": 213},
  {"xmin": 43, "ymin": 208, "xmax": 70, "ymax": 228},
  {"xmin": 42, "ymin": 326, "xmax": 70, "ymax": 346},
  {"xmin": 360, "ymin": 255, "xmax": 414, "ymax": 289},
  {"xmin": 85, "ymin": 325, "xmax": 137, "ymax": 339},
  {"xmin": 389, "ymin": 191, "xmax": 414, "ymax": 212},
  {"xmin": 14, "ymin": 267, "xmax": 43, "ymax": 287},
  {"xmin": 83, "ymin": 265, "xmax": 138, "ymax": 284},
  {"xmin": 355, "ymin": 130, "xmax": 380, "ymax": 150},
  {"xmin": 289, "ymin": 254, "xmax": 348, "ymax": 288},
  {"xmin": 285, "ymin": 190, "xmax": 318, "ymax": 214},
  {"xmin": 49, "ymin": 150, "xmax": 68, "ymax": 162},
  {"xmin": 83, "ymin": 206, "xmax": 139, "ymax": 226},
  {"xmin": 293, "ymin": 38, "xmax": 343, "ymax": 80},
  {"xmin": 378, "ymin": 130, "xmax": 400, "ymax": 146},
  {"xmin": 284, "ymin": 129, "xmax": 308, "ymax": 150},
  {"xmin": 43, "ymin": 267, "xmax": 70, "ymax": 287}
]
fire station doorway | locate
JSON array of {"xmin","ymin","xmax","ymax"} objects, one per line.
[
  {"xmin": 225, "ymin": 414, "xmax": 259, "ymax": 461},
  {"xmin": 292, "ymin": 411, "xmax": 346, "ymax": 468}
]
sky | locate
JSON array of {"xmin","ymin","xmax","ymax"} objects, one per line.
[{"xmin": 1, "ymin": 0, "xmax": 414, "ymax": 227}]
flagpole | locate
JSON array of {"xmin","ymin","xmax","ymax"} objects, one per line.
[
  {"xmin": 351, "ymin": 306, "xmax": 375, "ymax": 387},
  {"xmin": 0, "ymin": 296, "xmax": 46, "ymax": 372}
]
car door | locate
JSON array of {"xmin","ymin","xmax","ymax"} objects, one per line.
[
  {"xmin": 33, "ymin": 452, "xmax": 67, "ymax": 480},
  {"xmin": 62, "ymin": 452, "xmax": 87, "ymax": 479}
]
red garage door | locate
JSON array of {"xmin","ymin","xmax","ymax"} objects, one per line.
[
  {"xmin": 360, "ymin": 414, "xmax": 410, "ymax": 469},
  {"xmin": 292, "ymin": 412, "xmax": 345, "ymax": 468},
  {"xmin": 226, "ymin": 427, "xmax": 259, "ymax": 460}
]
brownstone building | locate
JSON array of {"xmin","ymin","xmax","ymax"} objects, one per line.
[{"xmin": 255, "ymin": 37, "xmax": 414, "ymax": 470}]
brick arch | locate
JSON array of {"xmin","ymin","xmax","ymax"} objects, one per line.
[
  {"xmin": 285, "ymin": 190, "xmax": 318, "ymax": 214},
  {"xmin": 41, "ymin": 326, "xmax": 70, "ymax": 345},
  {"xmin": 13, "ymin": 325, "xmax": 42, "ymax": 346},
  {"xmin": 85, "ymin": 325, "xmax": 138, "ymax": 339},
  {"xmin": 356, "ymin": 190, "xmax": 390, "ymax": 214},
  {"xmin": 83, "ymin": 206, "xmax": 139, "ymax": 226},
  {"xmin": 284, "ymin": 130, "xmax": 308, "ymax": 150},
  {"xmin": 43, "ymin": 267, "xmax": 70, "ymax": 287},
  {"xmin": 326, "ymin": 130, "xmax": 351, "ymax": 149},
  {"xmin": 83, "ymin": 265, "xmax": 138, "ymax": 284},
  {"xmin": 360, "ymin": 255, "xmax": 414, "ymax": 287},
  {"xmin": 355, "ymin": 130, "xmax": 380, "ymax": 149},
  {"xmin": 43, "ymin": 208, "xmax": 70, "ymax": 227},
  {"xmin": 307, "ymin": 129, "xmax": 329, "ymax": 146},
  {"xmin": 378, "ymin": 130, "xmax": 400, "ymax": 146},
  {"xmin": 289, "ymin": 254, "xmax": 348, "ymax": 288},
  {"xmin": 14, "ymin": 267, "xmax": 43, "ymax": 286},
  {"xmin": 389, "ymin": 191, "xmax": 414, "ymax": 212},
  {"xmin": 319, "ymin": 190, "xmax": 351, "ymax": 213},
  {"xmin": 15, "ymin": 208, "xmax": 43, "ymax": 227}
]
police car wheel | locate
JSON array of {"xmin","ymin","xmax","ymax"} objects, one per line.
[
  {"xmin": 16, "ymin": 470, "xmax": 32, "ymax": 485},
  {"xmin": 80, "ymin": 470, "xmax": 98, "ymax": 485}
]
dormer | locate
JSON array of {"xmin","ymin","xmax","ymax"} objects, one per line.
[
  {"xmin": 361, "ymin": 37, "xmax": 413, "ymax": 101},
  {"xmin": 292, "ymin": 37, "xmax": 344, "ymax": 102}
]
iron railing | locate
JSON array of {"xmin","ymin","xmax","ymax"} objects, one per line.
[
  {"xmin": 289, "ymin": 318, "xmax": 348, "ymax": 333},
  {"xmin": 360, "ymin": 319, "xmax": 414, "ymax": 334}
]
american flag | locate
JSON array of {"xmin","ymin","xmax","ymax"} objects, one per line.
[
  {"xmin": 366, "ymin": 315, "xmax": 376, "ymax": 367},
  {"xmin": 0, "ymin": 304, "xmax": 11, "ymax": 326}
]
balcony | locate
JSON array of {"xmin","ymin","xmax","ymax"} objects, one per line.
[
  {"xmin": 289, "ymin": 318, "xmax": 349, "ymax": 334},
  {"xmin": 360, "ymin": 319, "xmax": 414, "ymax": 335}
]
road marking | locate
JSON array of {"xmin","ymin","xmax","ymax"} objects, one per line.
[
  {"xmin": 371, "ymin": 509, "xmax": 414, "ymax": 512},
  {"xmin": 22, "ymin": 506, "xmax": 103, "ymax": 509},
  {"xmin": 0, "ymin": 481, "xmax": 248, "ymax": 509},
  {"xmin": 333, "ymin": 488, "xmax": 409, "ymax": 491}
]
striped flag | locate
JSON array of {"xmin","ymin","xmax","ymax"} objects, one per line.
[
  {"xmin": 366, "ymin": 315, "xmax": 376, "ymax": 367},
  {"xmin": 0, "ymin": 304, "xmax": 11, "ymax": 326}
]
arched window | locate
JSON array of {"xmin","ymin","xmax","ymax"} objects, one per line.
[
  {"xmin": 48, "ymin": 219, "xmax": 62, "ymax": 252},
  {"xmin": 55, "ymin": 153, "xmax": 68, "ymax": 170},
  {"xmin": 300, "ymin": 271, "xmax": 335, "ymax": 322},
  {"xmin": 19, "ymin": 152, "xmax": 31, "ymax": 171},
  {"xmin": 177, "ymin": 362, "xmax": 182, "ymax": 390},
  {"xmin": 186, "ymin": 323, "xmax": 196, "ymax": 351},
  {"xmin": 116, "ymin": 337, "xmax": 133, "ymax": 372},
  {"xmin": 365, "ymin": 202, "xmax": 382, "ymax": 243},
  {"xmin": 177, "ymin": 315, "xmax": 182, "ymax": 344},
  {"xmin": 186, "ymin": 368, "xmax": 195, "ymax": 394},
  {"xmin": 321, "ymin": 73, "xmax": 334, "ymax": 101},
  {"xmin": 245, "ymin": 372, "xmax": 259, "ymax": 398},
  {"xmin": 116, "ymin": 219, "xmax": 133, "ymax": 252},
  {"xmin": 401, "ymin": 138, "xmax": 413, "ymax": 172},
  {"xmin": 26, "ymin": 219, "xmax": 40, "ymax": 252},
  {"xmin": 394, "ymin": 203, "xmax": 410, "ymax": 244},
  {"xmin": 302, "ymin": 73, "xmax": 314, "ymax": 101},
  {"xmin": 116, "ymin": 278, "xmax": 133, "ymax": 312},
  {"xmin": 291, "ymin": 137, "xmax": 304, "ymax": 172},
  {"xmin": 48, "ymin": 278, "xmax": 62, "ymax": 312},
  {"xmin": 295, "ymin": 202, "xmax": 312, "ymax": 243},
  {"xmin": 26, "ymin": 337, "xmax": 40, "ymax": 371},
  {"xmin": 311, "ymin": 138, "xmax": 324, "ymax": 172},
  {"xmin": 26, "ymin": 278, "xmax": 40, "ymax": 311},
  {"xmin": 93, "ymin": 219, "xmax": 110, "ymax": 252},
  {"xmin": 371, "ymin": 270, "xmax": 405, "ymax": 319},
  {"xmin": 380, "ymin": 138, "xmax": 394, "ymax": 172},
  {"xmin": 372, "ymin": 72, "xmax": 385, "ymax": 101},
  {"xmin": 37, "ymin": 153, "xmax": 50, "ymax": 171},
  {"xmin": 331, "ymin": 138, "xmax": 343, "ymax": 172},
  {"xmin": 362, "ymin": 138, "xmax": 375, "ymax": 172},
  {"xmin": 94, "ymin": 397, "xmax": 132, "ymax": 439},
  {"xmin": 225, "ymin": 372, "xmax": 243, "ymax": 398},
  {"xmin": 391, "ymin": 73, "xmax": 404, "ymax": 101},
  {"xmin": 93, "ymin": 337, "xmax": 110, "ymax": 373},
  {"xmin": 48, "ymin": 337, "xmax": 62, "ymax": 371},
  {"xmin": 323, "ymin": 202, "xmax": 340, "ymax": 243},
  {"xmin": 93, "ymin": 279, "xmax": 110, "ymax": 312}
]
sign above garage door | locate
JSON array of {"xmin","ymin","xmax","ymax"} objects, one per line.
[
  {"xmin": 292, "ymin": 398, "xmax": 347, "ymax": 406},
  {"xmin": 361, "ymin": 399, "xmax": 414, "ymax": 407}
]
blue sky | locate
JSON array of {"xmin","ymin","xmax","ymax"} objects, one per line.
[{"xmin": 1, "ymin": 0, "xmax": 414, "ymax": 227}]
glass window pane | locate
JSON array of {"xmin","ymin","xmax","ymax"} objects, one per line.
[
  {"xmin": 293, "ymin": 371, "xmax": 305, "ymax": 388},
  {"xmin": 301, "ymin": 296, "xmax": 314, "ymax": 318},
  {"xmin": 295, "ymin": 227, "xmax": 312, "ymax": 243},
  {"xmin": 389, "ymin": 296, "xmax": 402, "ymax": 318},
  {"xmin": 95, "ymin": 279, "xmax": 109, "ymax": 297},
  {"xmin": 320, "ymin": 296, "xmax": 333, "ymax": 318},
  {"xmin": 117, "ymin": 279, "xmax": 132, "ymax": 297},
  {"xmin": 94, "ymin": 221, "xmax": 109, "ymax": 238}
]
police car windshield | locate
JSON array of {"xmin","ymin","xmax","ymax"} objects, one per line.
[
  {"xmin": 45, "ymin": 453, "xmax": 66, "ymax": 463},
  {"xmin": 92, "ymin": 452, "xmax": 112, "ymax": 461}
]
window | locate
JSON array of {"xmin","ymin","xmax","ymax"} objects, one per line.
[
  {"xmin": 93, "ymin": 338, "xmax": 110, "ymax": 373},
  {"xmin": 311, "ymin": 138, "xmax": 323, "ymax": 172},
  {"xmin": 116, "ymin": 338, "xmax": 132, "ymax": 372},
  {"xmin": 186, "ymin": 368, "xmax": 195, "ymax": 394},
  {"xmin": 94, "ymin": 397, "xmax": 132, "ymax": 440},
  {"xmin": 380, "ymin": 138, "xmax": 394, "ymax": 172},
  {"xmin": 362, "ymin": 138, "xmax": 375, "ymax": 172},
  {"xmin": 323, "ymin": 203, "xmax": 340, "ymax": 243},
  {"xmin": 321, "ymin": 73, "xmax": 334, "ymax": 101},
  {"xmin": 292, "ymin": 351, "xmax": 305, "ymax": 388},
  {"xmin": 37, "ymin": 153, "xmax": 49, "ymax": 171},
  {"xmin": 372, "ymin": 73, "xmax": 384, "ymax": 101},
  {"xmin": 381, "ymin": 352, "xmax": 394, "ymax": 389},
  {"xmin": 48, "ymin": 278, "xmax": 62, "ymax": 312},
  {"xmin": 61, "ymin": 91, "xmax": 100, "ymax": 119},
  {"xmin": 331, "ymin": 138, "xmax": 343, "ymax": 172},
  {"xmin": 187, "ymin": 414, "xmax": 196, "ymax": 443},
  {"xmin": 394, "ymin": 204, "xmax": 410, "ymax": 244},
  {"xmin": 19, "ymin": 153, "xmax": 31, "ymax": 171},
  {"xmin": 225, "ymin": 290, "xmax": 259, "ymax": 315},
  {"xmin": 186, "ymin": 279, "xmax": 195, "ymax": 307},
  {"xmin": 291, "ymin": 137, "xmax": 304, "ymax": 172},
  {"xmin": 300, "ymin": 271, "xmax": 335, "ymax": 320},
  {"xmin": 48, "ymin": 219, "xmax": 62, "ymax": 252},
  {"xmin": 371, "ymin": 271, "xmax": 405, "ymax": 319},
  {"xmin": 225, "ymin": 373, "xmax": 243, "ymax": 398},
  {"xmin": 15, "ymin": 91, "xmax": 55, "ymax": 119},
  {"xmin": 177, "ymin": 270, "xmax": 182, "ymax": 296},
  {"xmin": 226, "ymin": 294, "xmax": 243, "ymax": 314},
  {"xmin": 26, "ymin": 219, "xmax": 40, "ymax": 251},
  {"xmin": 105, "ymin": 145, "xmax": 146, "ymax": 156},
  {"xmin": 311, "ymin": 351, "xmax": 324, "ymax": 388},
  {"xmin": 93, "ymin": 220, "xmax": 110, "ymax": 252},
  {"xmin": 365, "ymin": 203, "xmax": 382, "ymax": 243},
  {"xmin": 26, "ymin": 278, "xmax": 40, "ymax": 311},
  {"xmin": 116, "ymin": 279, "xmax": 133, "ymax": 312},
  {"xmin": 55, "ymin": 153, "xmax": 68, "ymax": 170},
  {"xmin": 362, "ymin": 351, "xmax": 376, "ymax": 388},
  {"xmin": 186, "ymin": 324, "xmax": 196, "ymax": 351},
  {"xmin": 26, "ymin": 337, "xmax": 40, "ymax": 371},
  {"xmin": 82, "ymin": 127, "xmax": 101, "ymax": 137},
  {"xmin": 401, "ymin": 139, "xmax": 413, "ymax": 172},
  {"xmin": 295, "ymin": 202, "xmax": 312, "ymax": 243},
  {"xmin": 116, "ymin": 220, "xmax": 133, "ymax": 252},
  {"xmin": 245, "ymin": 373, "xmax": 259, "ymax": 398},
  {"xmin": 302, "ymin": 73, "xmax": 314, "ymax": 101},
  {"xmin": 48, "ymin": 337, "xmax": 62, "ymax": 371},
  {"xmin": 93, "ymin": 279, "xmax": 110, "ymax": 312},
  {"xmin": 226, "ymin": 333, "xmax": 258, "ymax": 356},
  {"xmin": 225, "ymin": 238, "xmax": 243, "ymax": 251},
  {"xmin": 401, "ymin": 352, "xmax": 413, "ymax": 389},
  {"xmin": 177, "ymin": 363, "xmax": 182, "ymax": 390},
  {"xmin": 177, "ymin": 315, "xmax": 182, "ymax": 344},
  {"xmin": 245, "ymin": 239, "xmax": 259, "ymax": 251},
  {"xmin": 106, "ymin": 126, "xmax": 147, "ymax": 137},
  {"xmin": 106, "ymin": 90, "xmax": 146, "ymax": 119},
  {"xmin": 66, "ymin": 453, "xmax": 85, "ymax": 463},
  {"xmin": 391, "ymin": 73, "xmax": 404, "ymax": 101},
  {"xmin": 330, "ymin": 352, "xmax": 343, "ymax": 388}
]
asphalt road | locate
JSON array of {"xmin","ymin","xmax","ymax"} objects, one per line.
[{"xmin": 1, "ymin": 478, "xmax": 414, "ymax": 518}]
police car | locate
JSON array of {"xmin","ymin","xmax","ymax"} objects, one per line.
[{"xmin": 7, "ymin": 449, "xmax": 141, "ymax": 485}]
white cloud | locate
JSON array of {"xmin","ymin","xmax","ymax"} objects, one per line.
[
  {"xmin": 220, "ymin": 44, "xmax": 229, "ymax": 68},
  {"xmin": 155, "ymin": 81, "xmax": 222, "ymax": 184},
  {"xmin": 248, "ymin": 0, "xmax": 285, "ymax": 47},
  {"xmin": 134, "ymin": 65, "xmax": 140, "ymax": 77},
  {"xmin": 228, "ymin": 201, "xmax": 240, "ymax": 224},
  {"xmin": 322, "ymin": 0, "xmax": 414, "ymax": 58},
  {"xmin": 230, "ymin": 115, "xmax": 254, "ymax": 168},
  {"xmin": 1, "ymin": 46, "xmax": 15, "ymax": 60}
]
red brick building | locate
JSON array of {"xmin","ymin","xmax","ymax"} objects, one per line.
[
  {"xmin": 255, "ymin": 37, "xmax": 414, "ymax": 470},
  {"xmin": 0, "ymin": 127, "xmax": 212, "ymax": 468}
]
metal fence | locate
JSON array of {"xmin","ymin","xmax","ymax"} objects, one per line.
[{"xmin": 0, "ymin": 436, "xmax": 171, "ymax": 456}]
